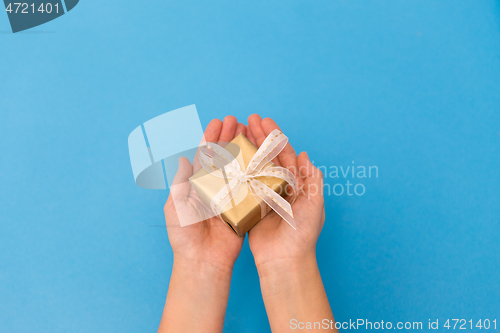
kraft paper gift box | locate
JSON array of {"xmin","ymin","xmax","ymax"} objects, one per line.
[{"xmin": 189, "ymin": 133, "xmax": 288, "ymax": 237}]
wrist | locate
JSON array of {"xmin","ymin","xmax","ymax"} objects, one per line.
[
  {"xmin": 162, "ymin": 256, "xmax": 233, "ymax": 333},
  {"xmin": 256, "ymin": 250, "xmax": 318, "ymax": 280},
  {"xmin": 256, "ymin": 251, "xmax": 334, "ymax": 332},
  {"xmin": 172, "ymin": 255, "xmax": 234, "ymax": 283}
]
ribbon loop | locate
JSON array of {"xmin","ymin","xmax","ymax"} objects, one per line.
[{"xmin": 246, "ymin": 130, "xmax": 289, "ymax": 175}]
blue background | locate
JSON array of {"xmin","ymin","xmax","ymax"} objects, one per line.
[{"xmin": 1, "ymin": 1, "xmax": 499, "ymax": 332}]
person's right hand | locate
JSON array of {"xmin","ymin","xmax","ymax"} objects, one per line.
[
  {"xmin": 245, "ymin": 115, "xmax": 326, "ymax": 270},
  {"xmin": 245, "ymin": 115, "xmax": 336, "ymax": 332}
]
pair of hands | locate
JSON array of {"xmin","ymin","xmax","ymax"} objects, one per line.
[
  {"xmin": 160, "ymin": 115, "xmax": 334, "ymax": 333},
  {"xmin": 163, "ymin": 114, "xmax": 325, "ymax": 275}
]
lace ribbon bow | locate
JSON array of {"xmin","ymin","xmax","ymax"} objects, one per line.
[{"xmin": 198, "ymin": 129, "xmax": 297, "ymax": 230}]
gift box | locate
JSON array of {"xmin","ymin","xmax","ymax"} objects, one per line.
[{"xmin": 189, "ymin": 133, "xmax": 289, "ymax": 237}]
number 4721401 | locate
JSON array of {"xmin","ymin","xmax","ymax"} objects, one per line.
[
  {"xmin": 5, "ymin": 3, "xmax": 59, "ymax": 14},
  {"xmin": 444, "ymin": 319, "xmax": 497, "ymax": 330}
]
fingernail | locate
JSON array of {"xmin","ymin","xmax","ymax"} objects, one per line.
[{"xmin": 303, "ymin": 152, "xmax": 309, "ymax": 161}]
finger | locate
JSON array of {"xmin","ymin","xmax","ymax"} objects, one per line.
[
  {"xmin": 245, "ymin": 125, "xmax": 257, "ymax": 146},
  {"xmin": 194, "ymin": 119, "xmax": 223, "ymax": 172},
  {"xmin": 171, "ymin": 157, "xmax": 194, "ymax": 198},
  {"xmin": 297, "ymin": 151, "xmax": 323, "ymax": 197},
  {"xmin": 235, "ymin": 123, "xmax": 246, "ymax": 137},
  {"xmin": 248, "ymin": 114, "xmax": 267, "ymax": 147},
  {"xmin": 201, "ymin": 119, "xmax": 223, "ymax": 144},
  {"xmin": 298, "ymin": 151, "xmax": 321, "ymax": 179},
  {"xmin": 262, "ymin": 117, "xmax": 299, "ymax": 170},
  {"xmin": 219, "ymin": 116, "xmax": 238, "ymax": 144}
]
